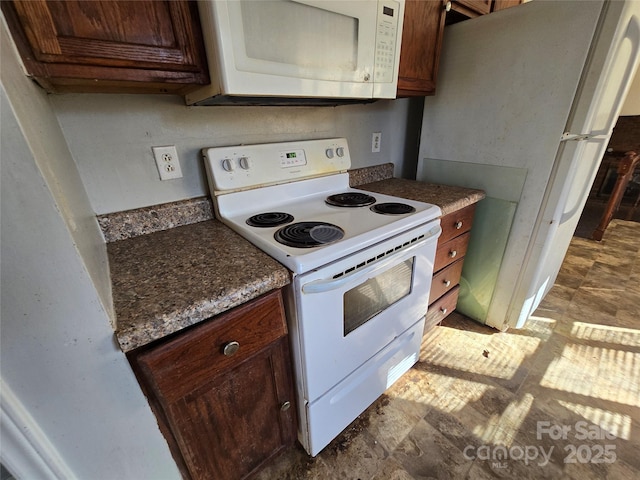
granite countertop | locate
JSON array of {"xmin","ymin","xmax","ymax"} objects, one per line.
[
  {"xmin": 356, "ymin": 178, "xmax": 485, "ymax": 216},
  {"xmin": 105, "ymin": 163, "xmax": 484, "ymax": 353},
  {"xmin": 109, "ymin": 220, "xmax": 290, "ymax": 352}
]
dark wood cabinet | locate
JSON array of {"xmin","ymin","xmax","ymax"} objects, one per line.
[
  {"xmin": 397, "ymin": 0, "xmax": 448, "ymax": 97},
  {"xmin": 447, "ymin": 0, "xmax": 524, "ymax": 24},
  {"xmin": 129, "ymin": 290, "xmax": 297, "ymax": 480},
  {"xmin": 1, "ymin": 0, "xmax": 209, "ymax": 94},
  {"xmin": 451, "ymin": 0, "xmax": 492, "ymax": 18},
  {"xmin": 426, "ymin": 203, "xmax": 477, "ymax": 331},
  {"xmin": 491, "ymin": 0, "xmax": 524, "ymax": 12}
]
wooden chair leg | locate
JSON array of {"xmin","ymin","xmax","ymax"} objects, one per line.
[{"xmin": 592, "ymin": 151, "xmax": 639, "ymax": 241}]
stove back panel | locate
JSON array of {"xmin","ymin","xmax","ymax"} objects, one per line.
[{"xmin": 203, "ymin": 138, "xmax": 351, "ymax": 193}]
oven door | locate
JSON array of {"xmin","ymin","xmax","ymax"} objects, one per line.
[{"xmin": 291, "ymin": 221, "xmax": 441, "ymax": 402}]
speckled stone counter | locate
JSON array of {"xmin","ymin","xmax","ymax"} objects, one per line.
[
  {"xmin": 108, "ymin": 220, "xmax": 290, "ymax": 352},
  {"xmin": 349, "ymin": 163, "xmax": 485, "ymax": 213},
  {"xmin": 98, "ymin": 197, "xmax": 214, "ymax": 242},
  {"xmin": 358, "ymin": 178, "xmax": 485, "ymax": 216}
]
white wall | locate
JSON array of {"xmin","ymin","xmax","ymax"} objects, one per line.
[
  {"xmin": 0, "ymin": 20, "xmax": 180, "ymax": 480},
  {"xmin": 0, "ymin": 20, "xmax": 114, "ymax": 321},
  {"xmin": 50, "ymin": 93, "xmax": 421, "ymax": 215}
]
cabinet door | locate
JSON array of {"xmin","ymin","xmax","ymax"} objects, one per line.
[
  {"xmin": 132, "ymin": 291, "xmax": 296, "ymax": 480},
  {"xmin": 397, "ymin": 0, "xmax": 448, "ymax": 97},
  {"xmin": 2, "ymin": 0, "xmax": 209, "ymax": 93},
  {"xmin": 166, "ymin": 339, "xmax": 296, "ymax": 480}
]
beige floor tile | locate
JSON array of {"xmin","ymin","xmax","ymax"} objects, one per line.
[{"xmin": 392, "ymin": 418, "xmax": 474, "ymax": 480}]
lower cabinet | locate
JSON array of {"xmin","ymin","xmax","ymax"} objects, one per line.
[
  {"xmin": 426, "ymin": 203, "xmax": 477, "ymax": 332},
  {"xmin": 128, "ymin": 290, "xmax": 297, "ymax": 480}
]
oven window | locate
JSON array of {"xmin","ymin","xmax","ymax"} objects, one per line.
[{"xmin": 343, "ymin": 258, "xmax": 414, "ymax": 336}]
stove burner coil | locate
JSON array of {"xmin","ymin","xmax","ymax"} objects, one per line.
[
  {"xmin": 274, "ymin": 222, "xmax": 344, "ymax": 248},
  {"xmin": 246, "ymin": 212, "xmax": 294, "ymax": 228},
  {"xmin": 326, "ymin": 192, "xmax": 376, "ymax": 207},
  {"xmin": 370, "ymin": 202, "xmax": 416, "ymax": 215}
]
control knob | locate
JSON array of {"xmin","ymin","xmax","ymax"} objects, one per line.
[
  {"xmin": 221, "ymin": 158, "xmax": 235, "ymax": 172},
  {"xmin": 336, "ymin": 147, "xmax": 345, "ymax": 157},
  {"xmin": 325, "ymin": 148, "xmax": 334, "ymax": 159},
  {"xmin": 238, "ymin": 156, "xmax": 250, "ymax": 170}
]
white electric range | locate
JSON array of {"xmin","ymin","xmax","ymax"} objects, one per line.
[{"xmin": 202, "ymin": 138, "xmax": 441, "ymax": 455}]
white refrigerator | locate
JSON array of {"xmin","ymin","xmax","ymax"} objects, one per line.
[{"xmin": 417, "ymin": 0, "xmax": 640, "ymax": 330}]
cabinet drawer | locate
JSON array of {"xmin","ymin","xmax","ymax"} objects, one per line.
[
  {"xmin": 439, "ymin": 203, "xmax": 476, "ymax": 244},
  {"xmin": 426, "ymin": 286, "xmax": 460, "ymax": 329},
  {"xmin": 429, "ymin": 258, "xmax": 464, "ymax": 304},
  {"xmin": 434, "ymin": 231, "xmax": 470, "ymax": 272},
  {"xmin": 137, "ymin": 290, "xmax": 287, "ymax": 402}
]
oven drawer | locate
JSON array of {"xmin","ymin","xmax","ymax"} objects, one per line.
[
  {"xmin": 439, "ymin": 203, "xmax": 476, "ymax": 244},
  {"xmin": 304, "ymin": 318, "xmax": 423, "ymax": 456},
  {"xmin": 426, "ymin": 286, "xmax": 460, "ymax": 330},
  {"xmin": 136, "ymin": 291, "xmax": 287, "ymax": 402},
  {"xmin": 429, "ymin": 258, "xmax": 464, "ymax": 304},
  {"xmin": 434, "ymin": 231, "xmax": 470, "ymax": 272}
]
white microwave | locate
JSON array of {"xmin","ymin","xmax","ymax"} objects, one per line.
[{"xmin": 186, "ymin": 0, "xmax": 405, "ymax": 105}]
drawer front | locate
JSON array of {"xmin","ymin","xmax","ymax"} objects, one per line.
[
  {"xmin": 429, "ymin": 258, "xmax": 464, "ymax": 304},
  {"xmin": 439, "ymin": 203, "xmax": 476, "ymax": 244},
  {"xmin": 434, "ymin": 231, "xmax": 470, "ymax": 272},
  {"xmin": 137, "ymin": 290, "xmax": 287, "ymax": 402},
  {"xmin": 426, "ymin": 286, "xmax": 460, "ymax": 329}
]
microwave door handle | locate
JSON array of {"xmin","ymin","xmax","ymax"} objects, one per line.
[{"xmin": 301, "ymin": 225, "xmax": 441, "ymax": 295}]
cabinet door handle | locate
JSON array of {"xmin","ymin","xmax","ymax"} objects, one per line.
[
  {"xmin": 449, "ymin": 250, "xmax": 457, "ymax": 258},
  {"xmin": 443, "ymin": 279, "xmax": 451, "ymax": 287},
  {"xmin": 280, "ymin": 401, "xmax": 291, "ymax": 411},
  {"xmin": 445, "ymin": 1, "xmax": 452, "ymax": 12},
  {"xmin": 440, "ymin": 307, "xmax": 448, "ymax": 314},
  {"xmin": 455, "ymin": 221, "xmax": 463, "ymax": 229},
  {"xmin": 222, "ymin": 341, "xmax": 240, "ymax": 356}
]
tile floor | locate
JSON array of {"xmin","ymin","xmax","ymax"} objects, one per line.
[{"xmin": 255, "ymin": 219, "xmax": 640, "ymax": 480}]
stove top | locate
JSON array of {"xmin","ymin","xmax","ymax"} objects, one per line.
[
  {"xmin": 213, "ymin": 174, "xmax": 439, "ymax": 273},
  {"xmin": 202, "ymin": 138, "xmax": 441, "ymax": 274}
]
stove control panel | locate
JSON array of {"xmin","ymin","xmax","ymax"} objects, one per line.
[
  {"xmin": 280, "ymin": 149, "xmax": 307, "ymax": 168},
  {"xmin": 203, "ymin": 138, "xmax": 351, "ymax": 192}
]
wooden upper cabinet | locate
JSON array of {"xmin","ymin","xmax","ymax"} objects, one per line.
[
  {"xmin": 1, "ymin": 0, "xmax": 209, "ymax": 94},
  {"xmin": 397, "ymin": 0, "xmax": 448, "ymax": 97},
  {"xmin": 451, "ymin": 0, "xmax": 492, "ymax": 17},
  {"xmin": 492, "ymin": 0, "xmax": 524, "ymax": 12}
]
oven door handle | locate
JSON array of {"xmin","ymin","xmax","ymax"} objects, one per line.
[{"xmin": 301, "ymin": 225, "xmax": 441, "ymax": 294}]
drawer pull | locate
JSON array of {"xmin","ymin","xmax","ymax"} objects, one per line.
[
  {"xmin": 443, "ymin": 279, "xmax": 451, "ymax": 287},
  {"xmin": 445, "ymin": 1, "xmax": 452, "ymax": 11},
  {"xmin": 449, "ymin": 250, "xmax": 457, "ymax": 258},
  {"xmin": 440, "ymin": 307, "xmax": 448, "ymax": 314},
  {"xmin": 222, "ymin": 341, "xmax": 240, "ymax": 356},
  {"xmin": 280, "ymin": 401, "xmax": 291, "ymax": 412},
  {"xmin": 455, "ymin": 221, "xmax": 463, "ymax": 229}
]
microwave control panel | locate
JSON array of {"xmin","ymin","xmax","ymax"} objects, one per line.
[{"xmin": 374, "ymin": 1, "xmax": 401, "ymax": 83}]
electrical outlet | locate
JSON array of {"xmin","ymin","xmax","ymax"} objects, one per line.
[
  {"xmin": 152, "ymin": 145, "xmax": 183, "ymax": 180},
  {"xmin": 372, "ymin": 132, "xmax": 382, "ymax": 153}
]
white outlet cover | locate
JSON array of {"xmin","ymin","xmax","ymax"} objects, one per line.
[
  {"xmin": 152, "ymin": 145, "xmax": 183, "ymax": 180},
  {"xmin": 372, "ymin": 132, "xmax": 381, "ymax": 153}
]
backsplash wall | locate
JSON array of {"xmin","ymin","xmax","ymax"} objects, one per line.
[{"xmin": 51, "ymin": 94, "xmax": 419, "ymax": 215}]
